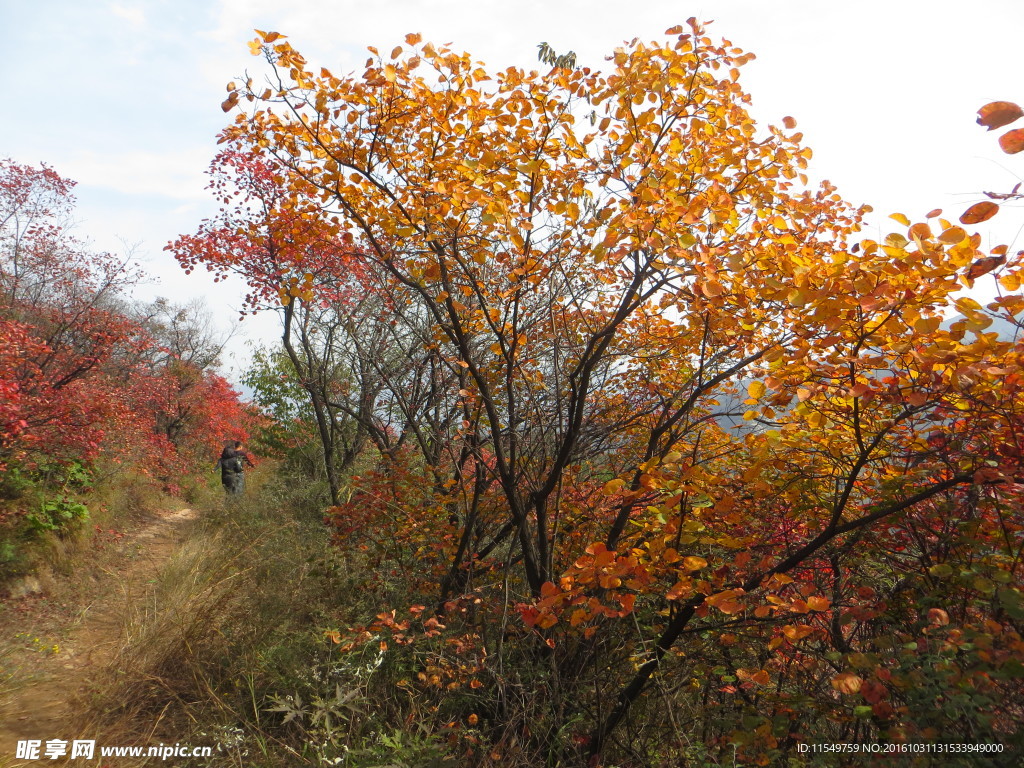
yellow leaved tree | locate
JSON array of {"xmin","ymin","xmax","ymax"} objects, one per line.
[{"xmin": 184, "ymin": 20, "xmax": 1024, "ymax": 765}]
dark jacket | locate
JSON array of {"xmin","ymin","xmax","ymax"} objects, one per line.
[{"xmin": 218, "ymin": 447, "xmax": 252, "ymax": 477}]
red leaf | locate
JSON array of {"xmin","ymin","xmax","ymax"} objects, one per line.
[
  {"xmin": 977, "ymin": 101, "xmax": 1023, "ymax": 131},
  {"xmin": 959, "ymin": 201, "xmax": 999, "ymax": 225}
]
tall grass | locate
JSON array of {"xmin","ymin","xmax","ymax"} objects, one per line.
[{"xmin": 79, "ymin": 469, "xmax": 364, "ymax": 765}]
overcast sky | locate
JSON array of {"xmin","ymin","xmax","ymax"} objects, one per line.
[{"xmin": 3, "ymin": 0, "xmax": 1022, "ymax": 384}]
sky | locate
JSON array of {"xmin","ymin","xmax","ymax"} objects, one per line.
[{"xmin": 2, "ymin": 0, "xmax": 1022, "ymax": 386}]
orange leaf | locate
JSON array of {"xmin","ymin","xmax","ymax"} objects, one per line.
[
  {"xmin": 909, "ymin": 222, "xmax": 932, "ymax": 240},
  {"xmin": 938, "ymin": 226, "xmax": 967, "ymax": 244},
  {"xmin": 701, "ymin": 279, "xmax": 726, "ymax": 298},
  {"xmin": 716, "ymin": 600, "xmax": 744, "ymax": 615},
  {"xmin": 782, "ymin": 624, "xmax": 813, "ymax": 641},
  {"xmin": 603, "ymin": 479, "xmax": 624, "ymax": 495},
  {"xmin": 965, "ymin": 254, "xmax": 1007, "ymax": 280},
  {"xmin": 831, "ymin": 672, "xmax": 863, "ymax": 694},
  {"xmin": 977, "ymin": 101, "xmax": 1023, "ymax": 131},
  {"xmin": 960, "ymin": 201, "xmax": 999, "ymax": 225},
  {"xmin": 846, "ymin": 383, "xmax": 869, "ymax": 399},
  {"xmin": 807, "ymin": 596, "xmax": 831, "ymax": 612},
  {"xmin": 736, "ymin": 667, "xmax": 770, "ymax": 685},
  {"xmin": 998, "ymin": 128, "xmax": 1024, "ymax": 154},
  {"xmin": 666, "ymin": 579, "xmax": 693, "ymax": 601},
  {"xmin": 706, "ymin": 589, "xmax": 744, "ymax": 614},
  {"xmin": 599, "ymin": 573, "xmax": 622, "ymax": 589},
  {"xmin": 535, "ymin": 612, "xmax": 558, "ymax": 629},
  {"xmin": 906, "ymin": 391, "xmax": 928, "ymax": 407},
  {"xmin": 782, "ymin": 116, "xmax": 797, "ymax": 130},
  {"xmin": 1000, "ymin": 272, "xmax": 1021, "ymax": 291},
  {"xmin": 540, "ymin": 581, "xmax": 560, "ymax": 598},
  {"xmin": 682, "ymin": 555, "xmax": 708, "ymax": 572},
  {"xmin": 925, "ymin": 208, "xmax": 942, "ymax": 219}
]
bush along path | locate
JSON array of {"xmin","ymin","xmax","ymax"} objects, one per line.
[{"xmin": 0, "ymin": 506, "xmax": 198, "ymax": 765}]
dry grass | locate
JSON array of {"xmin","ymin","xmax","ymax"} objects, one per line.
[
  {"xmin": 15, "ymin": 466, "xmax": 479, "ymax": 767},
  {"xmin": 77, "ymin": 472, "xmax": 342, "ymax": 766},
  {"xmin": 0, "ymin": 475, "xmax": 211, "ymax": 766}
]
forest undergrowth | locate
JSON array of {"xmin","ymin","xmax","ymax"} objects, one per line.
[{"xmin": 2, "ymin": 459, "xmax": 1020, "ymax": 768}]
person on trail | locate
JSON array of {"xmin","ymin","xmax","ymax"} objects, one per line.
[{"xmin": 217, "ymin": 440, "xmax": 254, "ymax": 494}]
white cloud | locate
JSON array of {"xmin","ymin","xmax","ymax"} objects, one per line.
[
  {"xmin": 57, "ymin": 148, "xmax": 212, "ymax": 201},
  {"xmin": 109, "ymin": 2, "xmax": 145, "ymax": 27}
]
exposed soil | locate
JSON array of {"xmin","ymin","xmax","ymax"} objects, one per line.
[{"xmin": 0, "ymin": 508, "xmax": 196, "ymax": 766}]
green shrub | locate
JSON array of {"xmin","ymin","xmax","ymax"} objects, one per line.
[
  {"xmin": 25, "ymin": 496, "xmax": 89, "ymax": 534},
  {"xmin": 0, "ymin": 465, "xmax": 33, "ymax": 500}
]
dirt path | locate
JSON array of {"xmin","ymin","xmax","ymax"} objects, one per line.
[{"xmin": 0, "ymin": 507, "xmax": 196, "ymax": 765}]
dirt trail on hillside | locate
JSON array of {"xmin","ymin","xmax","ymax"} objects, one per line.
[{"xmin": 0, "ymin": 507, "xmax": 196, "ymax": 765}]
